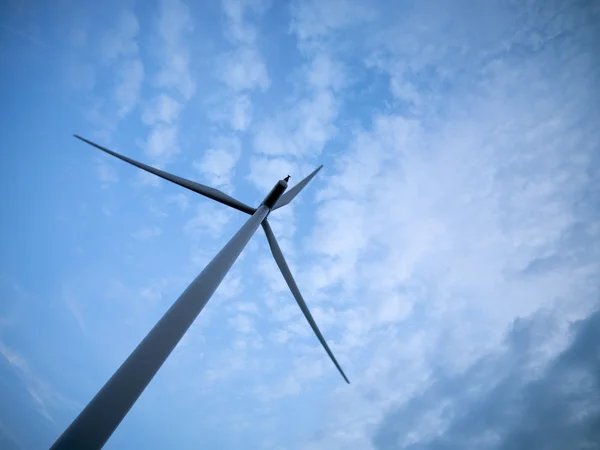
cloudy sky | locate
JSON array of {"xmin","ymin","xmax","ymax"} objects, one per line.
[{"xmin": 1, "ymin": 0, "xmax": 599, "ymax": 448}]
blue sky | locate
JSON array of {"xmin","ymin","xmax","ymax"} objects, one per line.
[{"xmin": 1, "ymin": 0, "xmax": 599, "ymax": 448}]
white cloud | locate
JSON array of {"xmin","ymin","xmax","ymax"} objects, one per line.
[
  {"xmin": 136, "ymin": 170, "xmax": 162, "ymax": 187},
  {"xmin": 254, "ymin": 376, "xmax": 301, "ymax": 402},
  {"xmin": 230, "ymin": 94, "xmax": 252, "ymax": 130},
  {"xmin": 145, "ymin": 124, "xmax": 179, "ymax": 161},
  {"xmin": 375, "ymin": 294, "xmax": 412, "ymax": 324},
  {"xmin": 95, "ymin": 157, "xmax": 119, "ymax": 186},
  {"xmin": 252, "ymin": 90, "xmax": 337, "ymax": 157},
  {"xmin": 61, "ymin": 285, "xmax": 89, "ymax": 337},
  {"xmin": 193, "ymin": 136, "xmax": 242, "ymax": 188},
  {"xmin": 184, "ymin": 203, "xmax": 232, "ymax": 239},
  {"xmin": 228, "ymin": 313, "xmax": 255, "ymax": 334},
  {"xmin": 142, "ymin": 0, "xmax": 195, "ymax": 173},
  {"xmin": 142, "ymin": 94, "xmax": 182, "ymax": 125},
  {"xmin": 251, "ymin": 55, "xmax": 346, "ymax": 158},
  {"xmin": 0, "ymin": 340, "xmax": 75, "ymax": 424},
  {"xmin": 114, "ymin": 58, "xmax": 144, "ymax": 118},
  {"xmin": 307, "ymin": 53, "xmax": 347, "ymax": 91},
  {"xmin": 203, "ymin": 0, "xmax": 269, "ymax": 144},
  {"xmin": 290, "ymin": 0, "xmax": 375, "ymax": 42},
  {"xmin": 221, "ymin": 47, "xmax": 270, "ymax": 92},
  {"xmin": 156, "ymin": 0, "xmax": 196, "ymax": 99},
  {"xmin": 156, "ymin": 51, "xmax": 196, "ymax": 100},
  {"xmin": 167, "ymin": 193, "xmax": 191, "ymax": 211},
  {"xmin": 222, "ymin": 0, "xmax": 269, "ymax": 45},
  {"xmin": 73, "ymin": 9, "xmax": 144, "ymax": 137},
  {"xmin": 157, "ymin": 0, "xmax": 194, "ymax": 45},
  {"xmin": 247, "ymin": 157, "xmax": 300, "ymax": 192}
]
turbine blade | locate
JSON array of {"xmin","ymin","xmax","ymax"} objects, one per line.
[
  {"xmin": 262, "ymin": 220, "xmax": 350, "ymax": 384},
  {"xmin": 73, "ymin": 135, "xmax": 255, "ymax": 215},
  {"xmin": 272, "ymin": 165, "xmax": 323, "ymax": 210}
]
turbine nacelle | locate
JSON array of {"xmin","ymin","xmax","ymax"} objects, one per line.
[{"xmin": 261, "ymin": 178, "xmax": 289, "ymax": 210}]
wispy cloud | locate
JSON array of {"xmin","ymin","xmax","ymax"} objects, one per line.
[
  {"xmin": 251, "ymin": 55, "xmax": 344, "ymax": 158},
  {"xmin": 61, "ymin": 285, "xmax": 89, "ymax": 337},
  {"xmin": 114, "ymin": 59, "xmax": 144, "ymax": 119},
  {"xmin": 155, "ymin": 0, "xmax": 196, "ymax": 100},
  {"xmin": 193, "ymin": 136, "xmax": 241, "ymax": 189},
  {"xmin": 0, "ymin": 340, "xmax": 74, "ymax": 424},
  {"xmin": 166, "ymin": 193, "xmax": 191, "ymax": 211},
  {"xmin": 196, "ymin": 0, "xmax": 272, "ymax": 196},
  {"xmin": 184, "ymin": 203, "xmax": 232, "ymax": 239},
  {"xmin": 221, "ymin": 47, "xmax": 270, "ymax": 92},
  {"xmin": 141, "ymin": 94, "xmax": 182, "ymax": 126},
  {"xmin": 142, "ymin": 0, "xmax": 195, "ymax": 167},
  {"xmin": 95, "ymin": 156, "xmax": 119, "ymax": 187},
  {"xmin": 145, "ymin": 124, "xmax": 180, "ymax": 161}
]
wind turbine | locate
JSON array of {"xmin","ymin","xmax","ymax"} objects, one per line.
[{"xmin": 50, "ymin": 135, "xmax": 349, "ymax": 450}]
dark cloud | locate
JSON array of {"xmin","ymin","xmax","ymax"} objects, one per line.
[{"xmin": 372, "ymin": 308, "xmax": 600, "ymax": 450}]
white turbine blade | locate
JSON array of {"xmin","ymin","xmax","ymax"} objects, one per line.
[
  {"xmin": 272, "ymin": 165, "xmax": 323, "ymax": 210},
  {"xmin": 74, "ymin": 135, "xmax": 255, "ymax": 215},
  {"xmin": 262, "ymin": 219, "xmax": 350, "ymax": 384}
]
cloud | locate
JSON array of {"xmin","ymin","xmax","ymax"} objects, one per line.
[
  {"xmin": 61, "ymin": 285, "xmax": 89, "ymax": 337},
  {"xmin": 156, "ymin": 0, "xmax": 196, "ymax": 99},
  {"xmin": 221, "ymin": 0, "xmax": 268, "ymax": 45},
  {"xmin": 245, "ymin": 2, "xmax": 600, "ymax": 448},
  {"xmin": 114, "ymin": 58, "xmax": 144, "ymax": 118},
  {"xmin": 145, "ymin": 124, "xmax": 180, "ymax": 161},
  {"xmin": 95, "ymin": 157, "xmax": 119, "ymax": 186},
  {"xmin": 71, "ymin": 8, "xmax": 144, "ymax": 137},
  {"xmin": 230, "ymin": 94, "xmax": 252, "ymax": 131},
  {"xmin": 372, "ymin": 309, "xmax": 600, "ymax": 450},
  {"xmin": 306, "ymin": 53, "xmax": 348, "ymax": 91},
  {"xmin": 221, "ymin": 47, "xmax": 270, "ymax": 92},
  {"xmin": 290, "ymin": 0, "xmax": 375, "ymax": 42},
  {"xmin": 228, "ymin": 314, "xmax": 255, "ymax": 335},
  {"xmin": 166, "ymin": 193, "xmax": 191, "ymax": 211},
  {"xmin": 254, "ymin": 89, "xmax": 338, "ymax": 157},
  {"xmin": 250, "ymin": 40, "xmax": 348, "ymax": 161},
  {"xmin": 205, "ymin": 0, "xmax": 270, "ymax": 139},
  {"xmin": 99, "ymin": 10, "xmax": 144, "ymax": 120},
  {"xmin": 0, "ymin": 340, "xmax": 73, "ymax": 424},
  {"xmin": 184, "ymin": 203, "xmax": 232, "ymax": 239},
  {"xmin": 246, "ymin": 157, "xmax": 299, "ymax": 192},
  {"xmin": 193, "ymin": 136, "xmax": 241, "ymax": 188},
  {"xmin": 141, "ymin": 0, "xmax": 195, "ymax": 173},
  {"xmin": 142, "ymin": 94, "xmax": 182, "ymax": 125}
]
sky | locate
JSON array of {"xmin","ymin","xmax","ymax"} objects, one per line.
[{"xmin": 0, "ymin": 0, "xmax": 599, "ymax": 449}]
